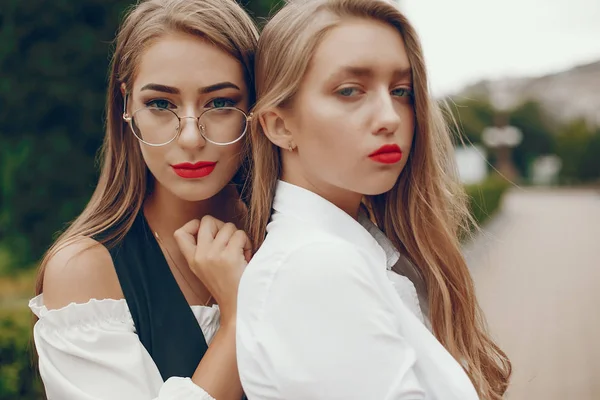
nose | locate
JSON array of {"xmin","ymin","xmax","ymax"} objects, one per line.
[
  {"xmin": 372, "ymin": 90, "xmax": 401, "ymax": 136},
  {"xmin": 177, "ymin": 116, "xmax": 207, "ymax": 149}
]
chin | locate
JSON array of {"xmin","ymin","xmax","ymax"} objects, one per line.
[
  {"xmin": 358, "ymin": 176, "xmax": 399, "ymax": 196},
  {"xmin": 176, "ymin": 191, "xmax": 216, "ymax": 202},
  {"xmin": 170, "ymin": 180, "xmax": 226, "ymax": 202}
]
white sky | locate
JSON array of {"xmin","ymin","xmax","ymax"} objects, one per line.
[{"xmin": 401, "ymin": 0, "xmax": 600, "ymax": 95}]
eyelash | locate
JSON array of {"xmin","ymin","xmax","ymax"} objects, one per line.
[
  {"xmin": 145, "ymin": 99, "xmax": 175, "ymax": 109},
  {"xmin": 335, "ymin": 87, "xmax": 414, "ymax": 99},
  {"xmin": 206, "ymin": 97, "xmax": 237, "ymax": 108},
  {"xmin": 144, "ymin": 97, "xmax": 237, "ymax": 110},
  {"xmin": 391, "ymin": 88, "xmax": 414, "ymax": 98},
  {"xmin": 337, "ymin": 87, "xmax": 363, "ymax": 97}
]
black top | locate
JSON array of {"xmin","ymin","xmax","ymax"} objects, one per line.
[{"xmin": 108, "ymin": 212, "xmax": 209, "ymax": 381}]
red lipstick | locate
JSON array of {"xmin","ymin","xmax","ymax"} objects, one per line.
[
  {"xmin": 369, "ymin": 144, "xmax": 403, "ymax": 164},
  {"xmin": 171, "ymin": 161, "xmax": 217, "ymax": 179}
]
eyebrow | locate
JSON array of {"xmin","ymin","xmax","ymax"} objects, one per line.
[
  {"xmin": 140, "ymin": 81, "xmax": 241, "ymax": 94},
  {"xmin": 329, "ymin": 66, "xmax": 412, "ymax": 81},
  {"xmin": 199, "ymin": 82, "xmax": 241, "ymax": 94},
  {"xmin": 392, "ymin": 67, "xmax": 412, "ymax": 81}
]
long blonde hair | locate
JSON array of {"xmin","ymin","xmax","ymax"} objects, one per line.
[
  {"xmin": 247, "ymin": 0, "xmax": 511, "ymax": 398},
  {"xmin": 35, "ymin": 0, "xmax": 258, "ymax": 295}
]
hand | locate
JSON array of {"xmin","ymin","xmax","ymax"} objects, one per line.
[{"xmin": 174, "ymin": 215, "xmax": 252, "ymax": 322}]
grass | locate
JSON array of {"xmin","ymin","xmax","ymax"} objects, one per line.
[
  {"xmin": 0, "ymin": 242, "xmax": 37, "ymax": 306},
  {"xmin": 0, "ymin": 254, "xmax": 42, "ymax": 399},
  {"xmin": 0, "ymin": 249, "xmax": 36, "ymax": 307}
]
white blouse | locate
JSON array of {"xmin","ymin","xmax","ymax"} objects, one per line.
[
  {"xmin": 29, "ymin": 295, "xmax": 220, "ymax": 400},
  {"xmin": 236, "ymin": 181, "xmax": 479, "ymax": 400}
]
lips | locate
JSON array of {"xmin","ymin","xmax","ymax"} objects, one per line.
[
  {"xmin": 369, "ymin": 144, "xmax": 403, "ymax": 164},
  {"xmin": 171, "ymin": 161, "xmax": 217, "ymax": 179}
]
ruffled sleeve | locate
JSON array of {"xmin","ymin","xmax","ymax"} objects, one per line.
[{"xmin": 29, "ymin": 295, "xmax": 215, "ymax": 400}]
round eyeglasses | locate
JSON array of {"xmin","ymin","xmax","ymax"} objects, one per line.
[{"xmin": 122, "ymin": 96, "xmax": 252, "ymax": 147}]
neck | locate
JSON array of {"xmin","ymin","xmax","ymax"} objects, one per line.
[
  {"xmin": 143, "ymin": 181, "xmax": 243, "ymax": 239},
  {"xmin": 280, "ymin": 155, "xmax": 362, "ymax": 219}
]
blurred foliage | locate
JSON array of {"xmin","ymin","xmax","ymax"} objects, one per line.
[
  {"xmin": 1, "ymin": 0, "xmax": 136, "ymax": 270},
  {"xmin": 240, "ymin": 0, "xmax": 284, "ymax": 23},
  {"xmin": 447, "ymin": 98, "xmax": 558, "ymax": 176},
  {"xmin": 0, "ymin": 0, "xmax": 281, "ymax": 270},
  {"xmin": 448, "ymin": 96, "xmax": 599, "ymax": 185},
  {"xmin": 0, "ymin": 307, "xmax": 44, "ymax": 400},
  {"xmin": 508, "ymin": 100, "xmax": 557, "ymax": 177},
  {"xmin": 555, "ymin": 120, "xmax": 600, "ymax": 184},
  {"xmin": 446, "ymin": 98, "xmax": 496, "ymax": 144},
  {"xmin": 465, "ymin": 174, "xmax": 511, "ymax": 230}
]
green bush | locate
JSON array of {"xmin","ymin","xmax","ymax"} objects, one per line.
[
  {"xmin": 465, "ymin": 175, "xmax": 511, "ymax": 228},
  {"xmin": 0, "ymin": 307, "xmax": 44, "ymax": 400},
  {"xmin": 555, "ymin": 120, "xmax": 600, "ymax": 184}
]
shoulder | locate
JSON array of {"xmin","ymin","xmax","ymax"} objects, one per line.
[
  {"xmin": 284, "ymin": 240, "xmax": 365, "ymax": 269},
  {"xmin": 42, "ymin": 236, "xmax": 124, "ymax": 310},
  {"xmin": 278, "ymin": 240, "xmax": 375, "ymax": 290},
  {"xmin": 246, "ymin": 236, "xmax": 369, "ymax": 287}
]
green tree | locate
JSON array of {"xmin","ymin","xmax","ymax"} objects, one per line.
[
  {"xmin": 556, "ymin": 119, "xmax": 600, "ymax": 183},
  {"xmin": 578, "ymin": 127, "xmax": 600, "ymax": 182},
  {"xmin": 508, "ymin": 100, "xmax": 556, "ymax": 179},
  {"xmin": 1, "ymin": 0, "xmax": 136, "ymax": 268}
]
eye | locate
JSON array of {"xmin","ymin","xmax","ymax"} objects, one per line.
[
  {"xmin": 337, "ymin": 87, "xmax": 362, "ymax": 97},
  {"xmin": 145, "ymin": 99, "xmax": 174, "ymax": 109},
  {"xmin": 207, "ymin": 98, "xmax": 236, "ymax": 108},
  {"xmin": 391, "ymin": 88, "xmax": 414, "ymax": 98}
]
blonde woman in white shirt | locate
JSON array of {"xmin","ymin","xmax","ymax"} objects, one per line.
[{"xmin": 192, "ymin": 1, "xmax": 511, "ymax": 399}]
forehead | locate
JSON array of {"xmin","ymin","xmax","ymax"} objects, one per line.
[
  {"xmin": 133, "ymin": 31, "xmax": 246, "ymax": 91},
  {"xmin": 309, "ymin": 18, "xmax": 411, "ymax": 78}
]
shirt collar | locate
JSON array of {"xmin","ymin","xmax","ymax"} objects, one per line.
[{"xmin": 271, "ymin": 180, "xmax": 400, "ymax": 269}]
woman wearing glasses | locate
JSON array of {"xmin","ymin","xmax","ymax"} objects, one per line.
[{"xmin": 29, "ymin": 0, "xmax": 256, "ymax": 399}]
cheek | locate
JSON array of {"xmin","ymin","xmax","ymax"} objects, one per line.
[
  {"xmin": 402, "ymin": 109, "xmax": 416, "ymax": 151},
  {"xmin": 218, "ymin": 144, "xmax": 244, "ymax": 170},
  {"xmin": 139, "ymin": 145, "xmax": 167, "ymax": 172},
  {"xmin": 296, "ymin": 97, "xmax": 355, "ymax": 150}
]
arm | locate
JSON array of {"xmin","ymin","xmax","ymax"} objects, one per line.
[
  {"xmin": 237, "ymin": 241, "xmax": 425, "ymax": 400},
  {"xmin": 191, "ymin": 318, "xmax": 243, "ymax": 399},
  {"xmin": 39, "ymin": 237, "xmax": 240, "ymax": 400},
  {"xmin": 175, "ymin": 217, "xmax": 251, "ymax": 399}
]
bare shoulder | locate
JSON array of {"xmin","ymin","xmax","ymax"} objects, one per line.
[{"xmin": 43, "ymin": 236, "xmax": 124, "ymax": 310}]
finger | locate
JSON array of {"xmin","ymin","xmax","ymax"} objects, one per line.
[
  {"xmin": 226, "ymin": 230, "xmax": 253, "ymax": 263},
  {"xmin": 196, "ymin": 215, "xmax": 225, "ymax": 247},
  {"xmin": 173, "ymin": 219, "xmax": 201, "ymax": 263},
  {"xmin": 212, "ymin": 223, "xmax": 238, "ymax": 250}
]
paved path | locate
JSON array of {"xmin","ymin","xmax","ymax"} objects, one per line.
[{"xmin": 465, "ymin": 188, "xmax": 600, "ymax": 400}]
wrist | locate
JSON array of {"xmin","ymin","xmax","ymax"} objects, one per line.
[{"xmin": 219, "ymin": 312, "xmax": 237, "ymax": 331}]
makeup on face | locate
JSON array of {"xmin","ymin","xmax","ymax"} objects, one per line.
[
  {"xmin": 368, "ymin": 144, "xmax": 403, "ymax": 164},
  {"xmin": 171, "ymin": 161, "xmax": 217, "ymax": 179}
]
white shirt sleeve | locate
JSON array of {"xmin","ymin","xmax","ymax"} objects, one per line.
[
  {"xmin": 30, "ymin": 296, "xmax": 214, "ymax": 400},
  {"xmin": 237, "ymin": 241, "xmax": 426, "ymax": 400}
]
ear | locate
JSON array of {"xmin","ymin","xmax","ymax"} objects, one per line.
[
  {"xmin": 259, "ymin": 109, "xmax": 296, "ymax": 151},
  {"xmin": 120, "ymin": 82, "xmax": 127, "ymax": 97}
]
